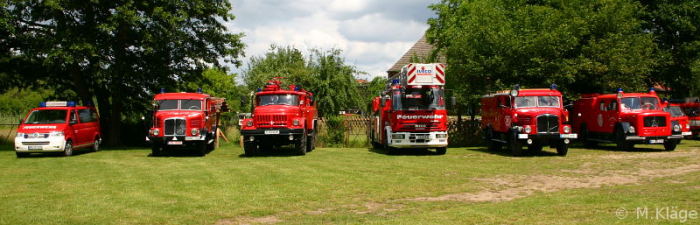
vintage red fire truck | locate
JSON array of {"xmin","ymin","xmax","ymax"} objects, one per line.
[
  {"xmin": 147, "ymin": 90, "xmax": 227, "ymax": 156},
  {"xmin": 662, "ymin": 102, "xmax": 692, "ymax": 139},
  {"xmin": 15, "ymin": 101, "xmax": 101, "ymax": 157},
  {"xmin": 679, "ymin": 101, "xmax": 700, "ymax": 138},
  {"xmin": 369, "ymin": 63, "xmax": 449, "ymax": 154},
  {"xmin": 571, "ymin": 88, "xmax": 682, "ymax": 150},
  {"xmin": 240, "ymin": 78, "xmax": 317, "ymax": 156},
  {"xmin": 481, "ymin": 85, "xmax": 576, "ymax": 156}
]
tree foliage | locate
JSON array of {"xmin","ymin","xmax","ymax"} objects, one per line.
[
  {"xmin": 428, "ymin": 0, "xmax": 659, "ymax": 103},
  {"xmin": 1, "ymin": 0, "xmax": 244, "ymax": 144},
  {"xmin": 243, "ymin": 46, "xmax": 363, "ymax": 117}
]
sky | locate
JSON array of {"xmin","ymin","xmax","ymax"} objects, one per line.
[{"xmin": 225, "ymin": 0, "xmax": 440, "ymax": 80}]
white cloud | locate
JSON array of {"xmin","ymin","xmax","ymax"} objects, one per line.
[{"xmin": 226, "ymin": 0, "xmax": 438, "ymax": 80}]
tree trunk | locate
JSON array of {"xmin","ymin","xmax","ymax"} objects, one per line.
[{"xmin": 107, "ymin": 90, "xmax": 123, "ymax": 146}]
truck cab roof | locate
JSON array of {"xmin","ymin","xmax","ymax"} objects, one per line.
[{"xmin": 154, "ymin": 92, "xmax": 210, "ymax": 100}]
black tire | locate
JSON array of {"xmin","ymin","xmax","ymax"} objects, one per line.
[
  {"xmin": 15, "ymin": 152, "xmax": 28, "ymax": 158},
  {"xmin": 295, "ymin": 133, "xmax": 307, "ymax": 156},
  {"xmin": 243, "ymin": 141, "xmax": 258, "ymax": 156},
  {"xmin": 615, "ymin": 127, "xmax": 632, "ymax": 150},
  {"xmin": 435, "ymin": 147, "xmax": 447, "ymax": 155},
  {"xmin": 509, "ymin": 131, "xmax": 523, "ymax": 156},
  {"xmin": 664, "ymin": 140, "xmax": 677, "ymax": 151},
  {"xmin": 556, "ymin": 142, "xmax": 568, "ymax": 156},
  {"xmin": 151, "ymin": 144, "xmax": 162, "ymax": 156},
  {"xmin": 306, "ymin": 130, "xmax": 316, "ymax": 152},
  {"xmin": 63, "ymin": 141, "xmax": 73, "ymax": 156},
  {"xmin": 91, "ymin": 138, "xmax": 100, "ymax": 152}
]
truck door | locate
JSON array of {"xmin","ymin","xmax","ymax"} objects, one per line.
[{"xmin": 605, "ymin": 100, "xmax": 619, "ymax": 133}]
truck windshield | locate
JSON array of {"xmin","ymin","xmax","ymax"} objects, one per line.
[
  {"xmin": 682, "ymin": 106, "xmax": 700, "ymax": 117},
  {"xmin": 158, "ymin": 100, "xmax": 202, "ymax": 110},
  {"xmin": 664, "ymin": 106, "xmax": 685, "ymax": 118},
  {"xmin": 393, "ymin": 87, "xmax": 444, "ymax": 111},
  {"xmin": 621, "ymin": 97, "xmax": 659, "ymax": 111},
  {"xmin": 24, "ymin": 110, "xmax": 67, "ymax": 124},
  {"xmin": 258, "ymin": 94, "xmax": 299, "ymax": 106},
  {"xmin": 514, "ymin": 96, "xmax": 560, "ymax": 108}
]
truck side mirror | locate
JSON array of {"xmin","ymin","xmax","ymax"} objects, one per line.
[{"xmin": 498, "ymin": 104, "xmax": 506, "ymax": 108}]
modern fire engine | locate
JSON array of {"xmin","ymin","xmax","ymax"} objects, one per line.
[
  {"xmin": 480, "ymin": 85, "xmax": 576, "ymax": 156},
  {"xmin": 240, "ymin": 78, "xmax": 318, "ymax": 156},
  {"xmin": 679, "ymin": 101, "xmax": 700, "ymax": 138},
  {"xmin": 15, "ymin": 101, "xmax": 101, "ymax": 157},
  {"xmin": 147, "ymin": 90, "xmax": 227, "ymax": 156},
  {"xmin": 571, "ymin": 88, "xmax": 682, "ymax": 151},
  {"xmin": 370, "ymin": 63, "xmax": 449, "ymax": 154}
]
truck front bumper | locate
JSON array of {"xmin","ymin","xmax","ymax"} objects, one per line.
[
  {"xmin": 14, "ymin": 136, "xmax": 66, "ymax": 152},
  {"xmin": 147, "ymin": 135, "xmax": 209, "ymax": 146},
  {"xmin": 388, "ymin": 131, "xmax": 448, "ymax": 148},
  {"xmin": 516, "ymin": 133, "xmax": 577, "ymax": 145},
  {"xmin": 625, "ymin": 134, "xmax": 683, "ymax": 143}
]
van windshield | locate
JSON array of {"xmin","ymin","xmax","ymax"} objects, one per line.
[
  {"xmin": 514, "ymin": 96, "xmax": 560, "ymax": 108},
  {"xmin": 257, "ymin": 94, "xmax": 299, "ymax": 106},
  {"xmin": 621, "ymin": 97, "xmax": 659, "ymax": 111},
  {"xmin": 24, "ymin": 110, "xmax": 67, "ymax": 124}
]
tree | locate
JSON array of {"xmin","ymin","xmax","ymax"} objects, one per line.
[
  {"xmin": 427, "ymin": 0, "xmax": 658, "ymax": 102},
  {"xmin": 361, "ymin": 76, "xmax": 387, "ymax": 112},
  {"xmin": 186, "ymin": 68, "xmax": 244, "ymax": 113},
  {"xmin": 242, "ymin": 46, "xmax": 363, "ymax": 117},
  {"xmin": 2, "ymin": 0, "xmax": 244, "ymax": 145}
]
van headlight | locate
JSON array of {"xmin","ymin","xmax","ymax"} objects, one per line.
[
  {"xmin": 49, "ymin": 131, "xmax": 64, "ymax": 137},
  {"xmin": 16, "ymin": 132, "xmax": 25, "ymax": 138}
]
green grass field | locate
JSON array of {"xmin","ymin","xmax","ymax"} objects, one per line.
[{"xmin": 1, "ymin": 141, "xmax": 699, "ymax": 224}]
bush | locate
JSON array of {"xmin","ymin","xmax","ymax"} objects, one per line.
[{"xmin": 320, "ymin": 116, "xmax": 345, "ymax": 147}]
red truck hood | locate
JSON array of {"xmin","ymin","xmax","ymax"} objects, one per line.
[
  {"xmin": 155, "ymin": 111, "xmax": 204, "ymax": 119},
  {"xmin": 18, "ymin": 124, "xmax": 67, "ymax": 133}
]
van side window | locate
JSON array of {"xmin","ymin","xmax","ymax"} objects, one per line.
[
  {"xmin": 79, "ymin": 109, "xmax": 92, "ymax": 123},
  {"xmin": 70, "ymin": 110, "xmax": 78, "ymax": 123}
]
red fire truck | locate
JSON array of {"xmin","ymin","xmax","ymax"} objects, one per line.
[
  {"xmin": 147, "ymin": 90, "xmax": 227, "ymax": 156},
  {"xmin": 240, "ymin": 78, "xmax": 317, "ymax": 156},
  {"xmin": 571, "ymin": 89, "xmax": 682, "ymax": 151},
  {"xmin": 662, "ymin": 102, "xmax": 692, "ymax": 139},
  {"xmin": 679, "ymin": 101, "xmax": 700, "ymax": 138},
  {"xmin": 481, "ymin": 85, "xmax": 576, "ymax": 156},
  {"xmin": 369, "ymin": 63, "xmax": 449, "ymax": 154},
  {"xmin": 15, "ymin": 101, "xmax": 101, "ymax": 157}
]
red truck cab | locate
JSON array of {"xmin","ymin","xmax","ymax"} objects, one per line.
[
  {"xmin": 370, "ymin": 63, "xmax": 449, "ymax": 154},
  {"xmin": 15, "ymin": 101, "xmax": 101, "ymax": 157},
  {"xmin": 481, "ymin": 86, "xmax": 576, "ymax": 156},
  {"xmin": 240, "ymin": 78, "xmax": 317, "ymax": 156},
  {"xmin": 571, "ymin": 89, "xmax": 682, "ymax": 150},
  {"xmin": 679, "ymin": 102, "xmax": 700, "ymax": 138},
  {"xmin": 147, "ymin": 90, "xmax": 226, "ymax": 156}
]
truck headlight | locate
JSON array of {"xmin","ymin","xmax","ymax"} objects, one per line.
[
  {"xmin": 392, "ymin": 134, "xmax": 405, "ymax": 139},
  {"xmin": 628, "ymin": 126, "xmax": 635, "ymax": 134},
  {"xmin": 673, "ymin": 124, "xmax": 681, "ymax": 132},
  {"xmin": 524, "ymin": 125, "xmax": 532, "ymax": 134},
  {"xmin": 191, "ymin": 128, "xmax": 200, "ymax": 136},
  {"xmin": 246, "ymin": 120, "xmax": 253, "ymax": 127},
  {"xmin": 49, "ymin": 131, "xmax": 64, "ymax": 137},
  {"xmin": 563, "ymin": 126, "xmax": 571, "ymax": 134},
  {"xmin": 150, "ymin": 128, "xmax": 159, "ymax": 136},
  {"xmin": 16, "ymin": 132, "xmax": 25, "ymax": 138},
  {"xmin": 293, "ymin": 119, "xmax": 300, "ymax": 126}
]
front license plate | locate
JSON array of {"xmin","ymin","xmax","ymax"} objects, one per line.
[
  {"xmin": 264, "ymin": 130, "xmax": 280, "ymax": 135},
  {"xmin": 560, "ymin": 134, "xmax": 578, "ymax": 139},
  {"xmin": 649, "ymin": 139, "xmax": 664, "ymax": 144},
  {"xmin": 28, "ymin": 146, "xmax": 42, "ymax": 150},
  {"xmin": 168, "ymin": 141, "xmax": 183, "ymax": 145}
]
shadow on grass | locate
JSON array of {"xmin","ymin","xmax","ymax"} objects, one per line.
[
  {"xmin": 570, "ymin": 143, "xmax": 669, "ymax": 153},
  {"xmin": 148, "ymin": 146, "xmax": 215, "ymax": 157},
  {"xmin": 467, "ymin": 146, "xmax": 561, "ymax": 157},
  {"xmin": 368, "ymin": 147, "xmax": 444, "ymax": 156},
  {"xmin": 15, "ymin": 149, "xmax": 97, "ymax": 158},
  {"xmin": 237, "ymin": 145, "xmax": 306, "ymax": 158}
]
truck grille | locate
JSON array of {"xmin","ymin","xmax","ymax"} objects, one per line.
[
  {"xmin": 643, "ymin": 116, "xmax": 666, "ymax": 127},
  {"xmin": 255, "ymin": 114, "xmax": 288, "ymax": 126},
  {"xmin": 537, "ymin": 115, "xmax": 559, "ymax": 133},
  {"xmin": 22, "ymin": 142, "xmax": 49, "ymax": 145},
  {"xmin": 164, "ymin": 118, "xmax": 186, "ymax": 136}
]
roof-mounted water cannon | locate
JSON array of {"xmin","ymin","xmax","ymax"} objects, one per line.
[
  {"xmin": 510, "ymin": 84, "xmax": 521, "ymax": 97},
  {"xmin": 617, "ymin": 88, "xmax": 624, "ymax": 98}
]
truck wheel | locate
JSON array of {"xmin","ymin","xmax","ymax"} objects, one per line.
[
  {"xmin": 615, "ymin": 128, "xmax": 632, "ymax": 150},
  {"xmin": 63, "ymin": 141, "xmax": 73, "ymax": 156},
  {"xmin": 306, "ymin": 133, "xmax": 315, "ymax": 152},
  {"xmin": 295, "ymin": 134, "xmax": 307, "ymax": 155},
  {"xmin": 15, "ymin": 152, "xmax": 28, "ymax": 158},
  {"xmin": 151, "ymin": 144, "xmax": 162, "ymax": 156},
  {"xmin": 243, "ymin": 141, "xmax": 258, "ymax": 156},
  {"xmin": 663, "ymin": 140, "xmax": 677, "ymax": 151},
  {"xmin": 435, "ymin": 147, "xmax": 447, "ymax": 155},
  {"xmin": 509, "ymin": 131, "xmax": 523, "ymax": 156},
  {"xmin": 556, "ymin": 142, "xmax": 568, "ymax": 156},
  {"xmin": 91, "ymin": 138, "xmax": 100, "ymax": 152}
]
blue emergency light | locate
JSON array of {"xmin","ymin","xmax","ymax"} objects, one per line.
[
  {"xmin": 617, "ymin": 88, "xmax": 623, "ymax": 93},
  {"xmin": 39, "ymin": 102, "xmax": 46, "ymax": 107},
  {"xmin": 391, "ymin": 79, "xmax": 400, "ymax": 85},
  {"xmin": 160, "ymin": 88, "xmax": 166, "ymax": 93},
  {"xmin": 197, "ymin": 88, "xmax": 203, "ymax": 93},
  {"xmin": 294, "ymin": 86, "xmax": 301, "ymax": 91},
  {"xmin": 649, "ymin": 87, "xmax": 655, "ymax": 93},
  {"xmin": 550, "ymin": 84, "xmax": 558, "ymax": 90},
  {"xmin": 257, "ymin": 88, "xmax": 262, "ymax": 92}
]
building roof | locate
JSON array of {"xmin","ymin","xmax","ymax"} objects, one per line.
[{"xmin": 386, "ymin": 35, "xmax": 444, "ymax": 77}]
